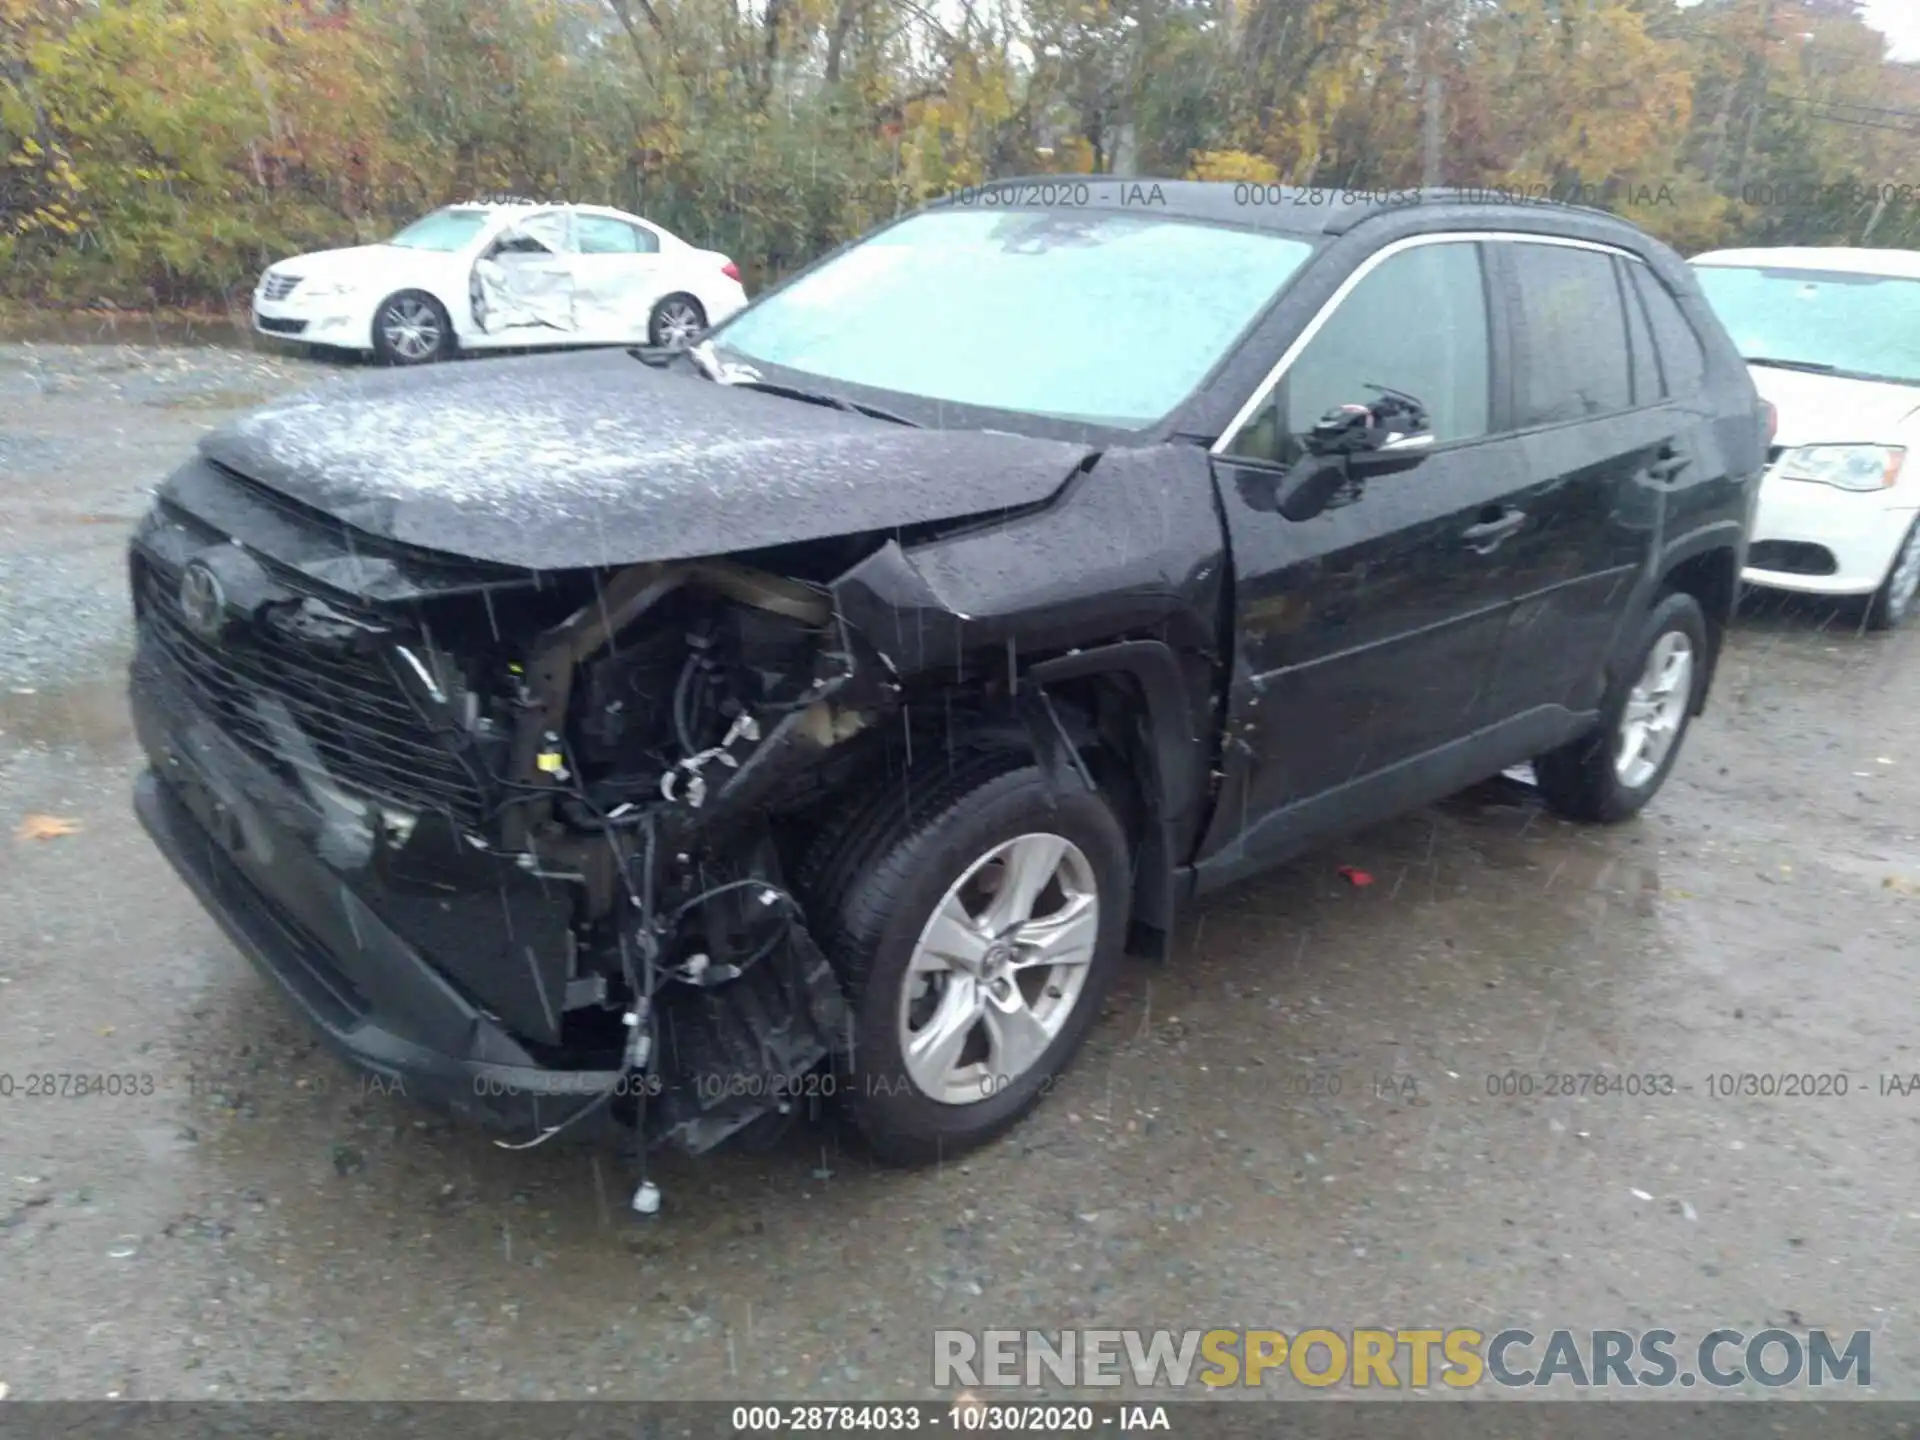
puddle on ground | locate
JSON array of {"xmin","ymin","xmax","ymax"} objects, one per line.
[{"xmin": 0, "ymin": 674, "xmax": 135, "ymax": 758}]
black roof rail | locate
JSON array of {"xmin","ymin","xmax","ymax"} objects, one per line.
[{"xmin": 917, "ymin": 175, "xmax": 1655, "ymax": 239}]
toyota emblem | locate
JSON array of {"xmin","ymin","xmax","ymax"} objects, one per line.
[{"xmin": 177, "ymin": 560, "xmax": 228, "ymax": 640}]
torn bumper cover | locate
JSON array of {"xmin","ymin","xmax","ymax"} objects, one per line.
[{"xmin": 134, "ymin": 768, "xmax": 627, "ymax": 1140}]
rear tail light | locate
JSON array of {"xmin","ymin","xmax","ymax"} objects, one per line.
[
  {"xmin": 1762, "ymin": 399, "xmax": 1779, "ymax": 449},
  {"xmin": 721, "ymin": 259, "xmax": 741, "ymax": 282}
]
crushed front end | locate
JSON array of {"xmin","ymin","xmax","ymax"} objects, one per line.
[{"xmin": 129, "ymin": 458, "xmax": 893, "ymax": 1156}]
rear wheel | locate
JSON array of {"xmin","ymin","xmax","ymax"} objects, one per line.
[
  {"xmin": 1865, "ymin": 516, "xmax": 1920, "ymax": 631},
  {"xmin": 797, "ymin": 755, "xmax": 1130, "ymax": 1165},
  {"xmin": 648, "ymin": 293, "xmax": 707, "ymax": 349},
  {"xmin": 1534, "ymin": 590, "xmax": 1708, "ymax": 824}
]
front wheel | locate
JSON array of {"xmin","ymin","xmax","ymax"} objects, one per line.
[
  {"xmin": 1865, "ymin": 516, "xmax": 1920, "ymax": 631},
  {"xmin": 1534, "ymin": 590, "xmax": 1709, "ymax": 824},
  {"xmin": 371, "ymin": 290, "xmax": 454, "ymax": 365},
  {"xmin": 797, "ymin": 756, "xmax": 1130, "ymax": 1165}
]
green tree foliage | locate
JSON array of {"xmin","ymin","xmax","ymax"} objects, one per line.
[{"xmin": 1, "ymin": 0, "xmax": 1915, "ymax": 306}]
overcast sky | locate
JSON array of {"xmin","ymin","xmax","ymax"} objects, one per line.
[{"xmin": 1859, "ymin": 0, "xmax": 1920, "ymax": 61}]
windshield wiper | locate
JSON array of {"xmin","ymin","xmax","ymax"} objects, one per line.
[
  {"xmin": 1746, "ymin": 356, "xmax": 1837, "ymax": 374},
  {"xmin": 729, "ymin": 377, "xmax": 923, "ymax": 428},
  {"xmin": 667, "ymin": 339, "xmax": 923, "ymax": 425},
  {"xmin": 1746, "ymin": 355, "xmax": 1920, "ymax": 386}
]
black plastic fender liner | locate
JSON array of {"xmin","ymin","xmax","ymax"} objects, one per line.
[{"xmin": 1026, "ymin": 640, "xmax": 1210, "ymax": 958}]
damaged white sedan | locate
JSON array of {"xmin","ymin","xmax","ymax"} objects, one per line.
[{"xmin": 251, "ymin": 202, "xmax": 748, "ymax": 365}]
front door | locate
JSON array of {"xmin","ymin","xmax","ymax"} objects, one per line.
[
  {"xmin": 1202, "ymin": 237, "xmax": 1528, "ymax": 878},
  {"xmin": 470, "ymin": 210, "xmax": 579, "ymax": 340}
]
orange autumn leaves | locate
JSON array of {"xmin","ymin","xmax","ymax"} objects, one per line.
[{"xmin": 14, "ymin": 814, "xmax": 82, "ymax": 842}]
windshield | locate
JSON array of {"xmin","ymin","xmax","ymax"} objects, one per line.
[
  {"xmin": 708, "ymin": 208, "xmax": 1315, "ymax": 427},
  {"xmin": 388, "ymin": 208, "xmax": 492, "ymax": 252},
  {"xmin": 1692, "ymin": 263, "xmax": 1920, "ymax": 386}
]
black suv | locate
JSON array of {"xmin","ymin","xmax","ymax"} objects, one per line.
[{"xmin": 128, "ymin": 182, "xmax": 1765, "ymax": 1168}]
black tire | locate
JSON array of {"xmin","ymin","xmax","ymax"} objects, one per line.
[
  {"xmin": 370, "ymin": 290, "xmax": 454, "ymax": 365},
  {"xmin": 1534, "ymin": 590, "xmax": 1710, "ymax": 824},
  {"xmin": 1864, "ymin": 516, "xmax": 1920, "ymax": 632},
  {"xmin": 648, "ymin": 293, "xmax": 707, "ymax": 349},
  {"xmin": 796, "ymin": 753, "xmax": 1130, "ymax": 1166}
]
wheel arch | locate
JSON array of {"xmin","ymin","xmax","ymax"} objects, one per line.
[{"xmin": 1656, "ymin": 533, "xmax": 1740, "ymax": 715}]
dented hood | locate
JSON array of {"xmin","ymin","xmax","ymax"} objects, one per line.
[{"xmin": 198, "ymin": 349, "xmax": 1097, "ymax": 571}]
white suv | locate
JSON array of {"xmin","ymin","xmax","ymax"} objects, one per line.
[
  {"xmin": 251, "ymin": 202, "xmax": 748, "ymax": 365},
  {"xmin": 1691, "ymin": 246, "xmax": 1920, "ymax": 629}
]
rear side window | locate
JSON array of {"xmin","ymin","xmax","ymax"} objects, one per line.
[
  {"xmin": 1227, "ymin": 240, "xmax": 1493, "ymax": 466},
  {"xmin": 1508, "ymin": 242, "xmax": 1633, "ymax": 426},
  {"xmin": 1629, "ymin": 264, "xmax": 1707, "ymax": 396},
  {"xmin": 577, "ymin": 216, "xmax": 660, "ymax": 254},
  {"xmin": 1616, "ymin": 258, "xmax": 1661, "ymax": 406}
]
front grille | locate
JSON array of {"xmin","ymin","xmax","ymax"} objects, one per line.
[
  {"xmin": 260, "ymin": 273, "xmax": 302, "ymax": 300},
  {"xmin": 1748, "ymin": 540, "xmax": 1837, "ymax": 576},
  {"xmin": 137, "ymin": 562, "xmax": 490, "ymax": 830},
  {"xmin": 255, "ymin": 314, "xmax": 308, "ymax": 335}
]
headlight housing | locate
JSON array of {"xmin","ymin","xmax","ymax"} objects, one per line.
[
  {"xmin": 300, "ymin": 279, "xmax": 359, "ymax": 300},
  {"xmin": 1773, "ymin": 444, "xmax": 1906, "ymax": 491}
]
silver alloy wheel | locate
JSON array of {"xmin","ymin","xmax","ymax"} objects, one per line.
[
  {"xmin": 898, "ymin": 832, "xmax": 1100, "ymax": 1106},
  {"xmin": 1614, "ymin": 630, "xmax": 1695, "ymax": 789},
  {"xmin": 654, "ymin": 299, "xmax": 704, "ymax": 348},
  {"xmin": 1885, "ymin": 523, "xmax": 1920, "ymax": 620},
  {"xmin": 380, "ymin": 297, "xmax": 442, "ymax": 362}
]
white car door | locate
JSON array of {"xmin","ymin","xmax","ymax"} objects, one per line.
[
  {"xmin": 570, "ymin": 214, "xmax": 667, "ymax": 342},
  {"xmin": 470, "ymin": 210, "xmax": 580, "ymax": 341}
]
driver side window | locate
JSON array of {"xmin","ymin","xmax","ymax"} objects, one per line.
[{"xmin": 1229, "ymin": 241, "xmax": 1494, "ymax": 466}]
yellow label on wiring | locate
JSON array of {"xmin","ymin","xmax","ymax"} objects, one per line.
[{"xmin": 536, "ymin": 751, "xmax": 565, "ymax": 773}]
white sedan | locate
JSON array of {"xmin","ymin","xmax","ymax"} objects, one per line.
[
  {"xmin": 251, "ymin": 202, "xmax": 748, "ymax": 365},
  {"xmin": 1691, "ymin": 245, "xmax": 1920, "ymax": 629}
]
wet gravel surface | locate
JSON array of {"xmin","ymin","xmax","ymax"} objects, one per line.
[
  {"xmin": 3, "ymin": 342, "xmax": 1920, "ymax": 1402},
  {"xmin": 0, "ymin": 343, "xmax": 337, "ymax": 687}
]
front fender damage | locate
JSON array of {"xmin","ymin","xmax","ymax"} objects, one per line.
[{"xmin": 413, "ymin": 448, "xmax": 1223, "ymax": 1163}]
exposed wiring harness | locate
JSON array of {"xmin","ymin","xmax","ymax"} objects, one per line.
[
  {"xmin": 655, "ymin": 877, "xmax": 804, "ymax": 987},
  {"xmin": 382, "ymin": 632, "xmax": 813, "ymax": 1180}
]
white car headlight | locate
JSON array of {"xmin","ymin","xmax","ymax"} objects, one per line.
[
  {"xmin": 1774, "ymin": 444, "xmax": 1905, "ymax": 492},
  {"xmin": 301, "ymin": 279, "xmax": 358, "ymax": 300}
]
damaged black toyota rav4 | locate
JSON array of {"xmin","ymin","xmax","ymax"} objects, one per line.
[{"xmin": 130, "ymin": 183, "xmax": 1765, "ymax": 1170}]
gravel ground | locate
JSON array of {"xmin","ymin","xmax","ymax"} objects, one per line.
[
  {"xmin": 3, "ymin": 341, "xmax": 1919, "ymax": 1403},
  {"xmin": 0, "ymin": 341, "xmax": 337, "ymax": 686}
]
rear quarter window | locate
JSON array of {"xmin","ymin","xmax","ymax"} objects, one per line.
[
  {"xmin": 1615, "ymin": 258, "xmax": 1662, "ymax": 407},
  {"xmin": 1629, "ymin": 264, "xmax": 1708, "ymax": 396}
]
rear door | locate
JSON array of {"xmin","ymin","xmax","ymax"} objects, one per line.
[
  {"xmin": 1204, "ymin": 236, "xmax": 1528, "ymax": 871},
  {"xmin": 571, "ymin": 213, "xmax": 665, "ymax": 342},
  {"xmin": 1480, "ymin": 238, "xmax": 1678, "ymax": 723}
]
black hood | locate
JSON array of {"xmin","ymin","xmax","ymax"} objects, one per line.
[{"xmin": 197, "ymin": 349, "xmax": 1098, "ymax": 571}]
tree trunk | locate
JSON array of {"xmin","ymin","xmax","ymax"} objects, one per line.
[{"xmin": 1728, "ymin": 0, "xmax": 1774, "ymax": 195}]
